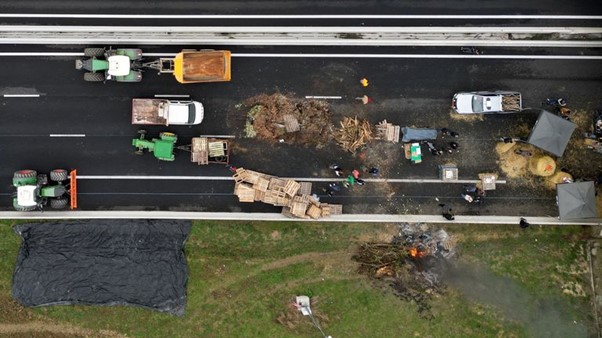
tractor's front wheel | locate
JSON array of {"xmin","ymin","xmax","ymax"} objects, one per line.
[
  {"xmin": 84, "ymin": 47, "xmax": 105, "ymax": 57},
  {"xmin": 84, "ymin": 72, "xmax": 105, "ymax": 82},
  {"xmin": 50, "ymin": 169, "xmax": 68, "ymax": 182},
  {"xmin": 14, "ymin": 204, "xmax": 37, "ymax": 212},
  {"xmin": 50, "ymin": 197, "xmax": 68, "ymax": 209},
  {"xmin": 14, "ymin": 169, "xmax": 37, "ymax": 180}
]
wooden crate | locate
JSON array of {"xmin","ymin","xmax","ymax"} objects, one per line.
[
  {"xmin": 272, "ymin": 189, "xmax": 290, "ymax": 206},
  {"xmin": 254, "ymin": 189, "xmax": 265, "ymax": 201},
  {"xmin": 268, "ymin": 177, "xmax": 286, "ymax": 190},
  {"xmin": 328, "ymin": 204, "xmax": 343, "ymax": 215},
  {"xmin": 232, "ymin": 168, "xmax": 247, "ymax": 183},
  {"xmin": 261, "ymin": 190, "xmax": 277, "ymax": 204},
  {"xmin": 254, "ymin": 177, "xmax": 270, "ymax": 192},
  {"xmin": 290, "ymin": 200, "xmax": 309, "ymax": 217},
  {"xmin": 283, "ymin": 114, "xmax": 300, "ymax": 133},
  {"xmin": 234, "ymin": 183, "xmax": 255, "ymax": 202},
  {"xmin": 307, "ymin": 204, "xmax": 322, "ymax": 219},
  {"xmin": 298, "ymin": 182, "xmax": 312, "ymax": 196},
  {"xmin": 283, "ymin": 180, "xmax": 301, "ymax": 197},
  {"xmin": 191, "ymin": 137, "xmax": 208, "ymax": 165}
]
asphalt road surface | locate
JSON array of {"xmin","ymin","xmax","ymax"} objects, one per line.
[{"xmin": 1, "ymin": 45, "xmax": 601, "ymax": 216}]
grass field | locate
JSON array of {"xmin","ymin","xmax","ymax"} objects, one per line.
[{"xmin": 0, "ymin": 220, "xmax": 595, "ymax": 338}]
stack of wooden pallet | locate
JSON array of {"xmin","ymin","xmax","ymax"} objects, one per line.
[
  {"xmin": 232, "ymin": 167, "xmax": 343, "ymax": 219},
  {"xmin": 374, "ymin": 120, "xmax": 400, "ymax": 143}
]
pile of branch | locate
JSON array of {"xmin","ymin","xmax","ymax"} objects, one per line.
[
  {"xmin": 353, "ymin": 241, "xmax": 445, "ymax": 319},
  {"xmin": 333, "ymin": 116, "xmax": 373, "ymax": 153}
]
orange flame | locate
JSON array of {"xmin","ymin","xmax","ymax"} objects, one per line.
[{"xmin": 409, "ymin": 248, "xmax": 418, "ymax": 257}]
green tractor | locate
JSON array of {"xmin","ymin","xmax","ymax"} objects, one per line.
[
  {"xmin": 75, "ymin": 47, "xmax": 143, "ymax": 82},
  {"xmin": 12, "ymin": 169, "xmax": 71, "ymax": 211},
  {"xmin": 132, "ymin": 130, "xmax": 178, "ymax": 161}
]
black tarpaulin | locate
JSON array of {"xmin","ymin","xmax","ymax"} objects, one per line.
[{"xmin": 12, "ymin": 219, "xmax": 191, "ymax": 316}]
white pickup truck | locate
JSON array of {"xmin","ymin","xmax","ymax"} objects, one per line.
[
  {"xmin": 452, "ymin": 91, "xmax": 522, "ymax": 114},
  {"xmin": 131, "ymin": 98, "xmax": 204, "ymax": 125}
]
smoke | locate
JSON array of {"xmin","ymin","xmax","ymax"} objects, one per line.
[{"xmin": 442, "ymin": 260, "xmax": 590, "ymax": 338}]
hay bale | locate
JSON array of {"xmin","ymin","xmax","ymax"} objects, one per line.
[
  {"xmin": 496, "ymin": 142, "xmax": 514, "ymax": 154},
  {"xmin": 528, "ymin": 155, "xmax": 556, "ymax": 177},
  {"xmin": 545, "ymin": 171, "xmax": 573, "ymax": 190}
]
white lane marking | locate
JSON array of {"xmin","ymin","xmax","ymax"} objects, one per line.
[
  {"xmin": 49, "ymin": 134, "xmax": 85, "ymax": 137},
  {"xmin": 305, "ymin": 96, "xmax": 342, "ymax": 99},
  {"xmin": 154, "ymin": 94, "xmax": 190, "ymax": 98},
  {"xmin": 76, "ymin": 175, "xmax": 506, "ymax": 184},
  {"xmin": 232, "ymin": 53, "xmax": 602, "ymax": 60},
  {"xmin": 0, "ymin": 14, "xmax": 600, "ymax": 19},
  {"xmin": 3, "ymin": 94, "xmax": 39, "ymax": 97},
  {"xmin": 1, "ymin": 52, "xmax": 601, "ymax": 60}
]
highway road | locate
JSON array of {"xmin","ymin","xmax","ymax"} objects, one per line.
[
  {"xmin": 1, "ymin": 47, "xmax": 601, "ymax": 216},
  {"xmin": 0, "ymin": 7, "xmax": 601, "ymax": 217}
]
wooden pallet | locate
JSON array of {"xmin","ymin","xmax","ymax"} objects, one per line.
[
  {"xmin": 254, "ymin": 177, "xmax": 270, "ymax": 192},
  {"xmin": 234, "ymin": 183, "xmax": 255, "ymax": 202},
  {"xmin": 375, "ymin": 120, "xmax": 400, "ymax": 143},
  {"xmin": 307, "ymin": 204, "xmax": 322, "ymax": 219},
  {"xmin": 298, "ymin": 182, "xmax": 312, "ymax": 196},
  {"xmin": 283, "ymin": 114, "xmax": 300, "ymax": 133},
  {"xmin": 283, "ymin": 180, "xmax": 301, "ymax": 197}
]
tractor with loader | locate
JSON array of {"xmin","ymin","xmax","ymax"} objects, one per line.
[{"xmin": 12, "ymin": 169, "xmax": 78, "ymax": 211}]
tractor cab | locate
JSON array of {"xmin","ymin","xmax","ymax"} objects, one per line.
[
  {"xmin": 16, "ymin": 185, "xmax": 38, "ymax": 207},
  {"xmin": 107, "ymin": 55, "xmax": 132, "ymax": 76}
]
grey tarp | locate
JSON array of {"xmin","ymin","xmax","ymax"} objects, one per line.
[
  {"xmin": 556, "ymin": 181, "xmax": 598, "ymax": 220},
  {"xmin": 401, "ymin": 127, "xmax": 439, "ymax": 142},
  {"xmin": 12, "ymin": 219, "xmax": 191, "ymax": 316},
  {"xmin": 528, "ymin": 110, "xmax": 576, "ymax": 157}
]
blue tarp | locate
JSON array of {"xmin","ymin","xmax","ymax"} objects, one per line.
[{"xmin": 401, "ymin": 127, "xmax": 439, "ymax": 142}]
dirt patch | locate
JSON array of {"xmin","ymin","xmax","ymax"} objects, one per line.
[
  {"xmin": 0, "ymin": 322, "xmax": 127, "ymax": 338},
  {"xmin": 243, "ymin": 93, "xmax": 333, "ymax": 148},
  {"xmin": 449, "ymin": 110, "xmax": 484, "ymax": 122}
]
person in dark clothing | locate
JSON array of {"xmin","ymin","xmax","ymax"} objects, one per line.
[
  {"xmin": 440, "ymin": 128, "xmax": 450, "ymax": 136},
  {"xmin": 443, "ymin": 208, "xmax": 455, "ymax": 221},
  {"xmin": 519, "ymin": 217, "xmax": 530, "ymax": 229},
  {"xmin": 450, "ymin": 131, "xmax": 460, "ymax": 138},
  {"xmin": 368, "ymin": 167, "xmax": 379, "ymax": 176}
]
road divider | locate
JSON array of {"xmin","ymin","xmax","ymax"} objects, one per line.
[
  {"xmin": 0, "ymin": 211, "xmax": 596, "ymax": 225},
  {"xmin": 0, "ymin": 25, "xmax": 601, "ymax": 47}
]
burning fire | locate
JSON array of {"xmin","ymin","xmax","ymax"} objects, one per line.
[
  {"xmin": 409, "ymin": 247, "xmax": 427, "ymax": 258},
  {"xmin": 409, "ymin": 248, "xmax": 418, "ymax": 257}
]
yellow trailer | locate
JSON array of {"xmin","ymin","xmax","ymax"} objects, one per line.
[{"xmin": 144, "ymin": 49, "xmax": 231, "ymax": 84}]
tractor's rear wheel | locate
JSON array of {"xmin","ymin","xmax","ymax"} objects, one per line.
[
  {"xmin": 50, "ymin": 197, "xmax": 68, "ymax": 209},
  {"xmin": 50, "ymin": 169, "xmax": 68, "ymax": 182},
  {"xmin": 84, "ymin": 47, "xmax": 105, "ymax": 57},
  {"xmin": 14, "ymin": 169, "xmax": 37, "ymax": 180},
  {"xmin": 14, "ymin": 204, "xmax": 37, "ymax": 212},
  {"xmin": 84, "ymin": 72, "xmax": 105, "ymax": 82}
]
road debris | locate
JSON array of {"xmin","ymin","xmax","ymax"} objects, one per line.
[
  {"xmin": 243, "ymin": 93, "xmax": 332, "ymax": 148},
  {"xmin": 333, "ymin": 116, "xmax": 373, "ymax": 153}
]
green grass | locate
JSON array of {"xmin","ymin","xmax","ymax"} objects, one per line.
[{"xmin": 0, "ymin": 220, "xmax": 594, "ymax": 337}]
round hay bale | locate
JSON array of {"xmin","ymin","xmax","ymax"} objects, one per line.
[
  {"xmin": 495, "ymin": 142, "xmax": 514, "ymax": 154},
  {"xmin": 545, "ymin": 171, "xmax": 573, "ymax": 190},
  {"xmin": 528, "ymin": 155, "xmax": 556, "ymax": 177}
]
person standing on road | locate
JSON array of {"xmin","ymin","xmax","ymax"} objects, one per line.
[
  {"xmin": 329, "ymin": 164, "xmax": 343, "ymax": 177},
  {"xmin": 368, "ymin": 167, "xmax": 379, "ymax": 176}
]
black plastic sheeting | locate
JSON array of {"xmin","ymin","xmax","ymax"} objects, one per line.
[{"xmin": 12, "ymin": 219, "xmax": 191, "ymax": 316}]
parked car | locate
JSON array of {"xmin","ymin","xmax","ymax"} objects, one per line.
[{"xmin": 452, "ymin": 91, "xmax": 522, "ymax": 114}]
